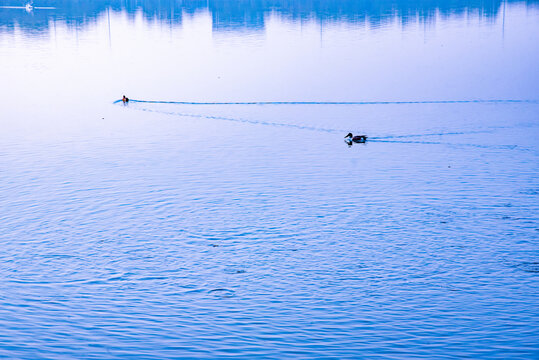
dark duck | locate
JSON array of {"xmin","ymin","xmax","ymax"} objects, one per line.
[{"xmin": 345, "ymin": 133, "xmax": 368, "ymax": 143}]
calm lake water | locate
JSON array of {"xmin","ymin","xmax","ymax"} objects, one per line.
[{"xmin": 1, "ymin": 0, "xmax": 538, "ymax": 358}]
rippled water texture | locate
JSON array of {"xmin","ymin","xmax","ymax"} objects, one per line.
[{"xmin": 1, "ymin": 1, "xmax": 538, "ymax": 358}]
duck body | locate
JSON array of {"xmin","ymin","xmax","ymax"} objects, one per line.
[
  {"xmin": 352, "ymin": 135, "xmax": 368, "ymax": 143},
  {"xmin": 345, "ymin": 133, "xmax": 368, "ymax": 143}
]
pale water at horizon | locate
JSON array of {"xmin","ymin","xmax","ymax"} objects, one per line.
[{"xmin": 0, "ymin": 0, "xmax": 538, "ymax": 358}]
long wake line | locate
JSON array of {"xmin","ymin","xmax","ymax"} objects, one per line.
[
  {"xmin": 117, "ymin": 101, "xmax": 537, "ymax": 153},
  {"xmin": 116, "ymin": 99, "xmax": 538, "ymax": 105}
]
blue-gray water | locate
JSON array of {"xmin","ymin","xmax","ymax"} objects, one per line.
[{"xmin": 1, "ymin": 1, "xmax": 538, "ymax": 358}]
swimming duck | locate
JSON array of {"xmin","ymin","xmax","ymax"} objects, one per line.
[
  {"xmin": 345, "ymin": 133, "xmax": 368, "ymax": 143},
  {"xmin": 122, "ymin": 95, "xmax": 129, "ymax": 103}
]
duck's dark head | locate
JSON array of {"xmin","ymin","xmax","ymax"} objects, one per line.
[{"xmin": 345, "ymin": 133, "xmax": 353, "ymax": 139}]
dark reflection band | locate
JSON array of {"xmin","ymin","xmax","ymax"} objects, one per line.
[{"xmin": 1, "ymin": 0, "xmax": 537, "ymax": 34}]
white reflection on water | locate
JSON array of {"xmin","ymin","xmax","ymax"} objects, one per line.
[{"xmin": 0, "ymin": 1, "xmax": 538, "ymax": 359}]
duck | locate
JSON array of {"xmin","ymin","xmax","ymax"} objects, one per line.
[
  {"xmin": 122, "ymin": 95, "xmax": 129, "ymax": 103},
  {"xmin": 25, "ymin": 3, "xmax": 33, "ymax": 11},
  {"xmin": 345, "ymin": 133, "xmax": 368, "ymax": 143}
]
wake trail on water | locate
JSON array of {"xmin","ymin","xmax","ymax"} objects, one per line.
[
  {"xmin": 116, "ymin": 99, "xmax": 537, "ymax": 152},
  {"xmin": 115, "ymin": 99, "xmax": 538, "ymax": 106},
  {"xmin": 132, "ymin": 107, "xmax": 343, "ymax": 134}
]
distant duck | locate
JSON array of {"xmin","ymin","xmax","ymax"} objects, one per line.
[
  {"xmin": 25, "ymin": 3, "xmax": 33, "ymax": 11},
  {"xmin": 345, "ymin": 133, "xmax": 368, "ymax": 143},
  {"xmin": 122, "ymin": 95, "xmax": 129, "ymax": 104}
]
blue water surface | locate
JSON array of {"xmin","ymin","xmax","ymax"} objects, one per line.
[{"xmin": 0, "ymin": 1, "xmax": 538, "ymax": 358}]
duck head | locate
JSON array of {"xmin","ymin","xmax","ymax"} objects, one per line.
[{"xmin": 345, "ymin": 133, "xmax": 353, "ymax": 139}]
